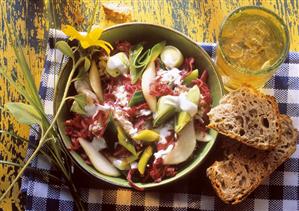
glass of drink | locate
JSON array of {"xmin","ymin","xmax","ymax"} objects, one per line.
[{"xmin": 215, "ymin": 6, "xmax": 289, "ymax": 91}]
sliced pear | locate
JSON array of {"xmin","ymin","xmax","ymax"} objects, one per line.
[
  {"xmin": 153, "ymin": 95, "xmax": 177, "ymax": 127},
  {"xmin": 78, "ymin": 138, "xmax": 120, "ymax": 176},
  {"xmin": 163, "ymin": 121, "xmax": 196, "ymax": 165},
  {"xmin": 175, "ymin": 85, "xmax": 200, "ymax": 133},
  {"xmin": 89, "ymin": 60, "xmax": 104, "ymax": 102},
  {"xmin": 141, "ymin": 61, "xmax": 157, "ymax": 112}
]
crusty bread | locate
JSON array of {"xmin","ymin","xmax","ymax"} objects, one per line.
[
  {"xmin": 102, "ymin": 2, "xmax": 132, "ymax": 22},
  {"xmin": 206, "ymin": 115, "xmax": 298, "ymax": 204},
  {"xmin": 208, "ymin": 86, "xmax": 281, "ymax": 150}
]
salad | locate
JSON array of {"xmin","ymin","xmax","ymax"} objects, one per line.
[{"xmin": 64, "ymin": 40, "xmax": 212, "ymax": 188}]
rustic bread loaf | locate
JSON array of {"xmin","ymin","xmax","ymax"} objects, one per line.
[
  {"xmin": 208, "ymin": 86, "xmax": 281, "ymax": 150},
  {"xmin": 102, "ymin": 2, "xmax": 132, "ymax": 22},
  {"xmin": 206, "ymin": 115, "xmax": 298, "ymax": 204}
]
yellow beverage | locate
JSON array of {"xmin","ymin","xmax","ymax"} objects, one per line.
[{"xmin": 216, "ymin": 6, "xmax": 289, "ymax": 91}]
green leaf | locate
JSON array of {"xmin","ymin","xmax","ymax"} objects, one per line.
[
  {"xmin": 150, "ymin": 41, "xmax": 166, "ymax": 62},
  {"xmin": 128, "ymin": 90, "xmax": 145, "ymax": 107},
  {"xmin": 70, "ymin": 94, "xmax": 88, "ymax": 115},
  {"xmin": 5, "ymin": 103, "xmax": 41, "ymax": 125},
  {"xmin": 55, "ymin": 41, "xmax": 74, "ymax": 58},
  {"xmin": 3, "ymin": 17, "xmax": 46, "ymax": 126},
  {"xmin": 129, "ymin": 44, "xmax": 144, "ymax": 83},
  {"xmin": 84, "ymin": 57, "xmax": 91, "ymax": 72},
  {"xmin": 129, "ymin": 42, "xmax": 166, "ymax": 84},
  {"xmin": 75, "ymin": 66, "xmax": 88, "ymax": 81}
]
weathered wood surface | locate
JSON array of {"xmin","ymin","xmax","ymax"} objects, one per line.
[{"xmin": 0, "ymin": 0, "xmax": 298, "ymax": 210}]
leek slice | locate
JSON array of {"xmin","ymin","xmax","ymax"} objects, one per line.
[
  {"xmin": 130, "ymin": 41, "xmax": 166, "ymax": 84},
  {"xmin": 160, "ymin": 45, "xmax": 184, "ymax": 68},
  {"xmin": 132, "ymin": 130, "xmax": 160, "ymax": 142},
  {"xmin": 183, "ymin": 69, "xmax": 199, "ymax": 85},
  {"xmin": 137, "ymin": 145, "xmax": 153, "ymax": 175},
  {"xmin": 175, "ymin": 85, "xmax": 200, "ymax": 133},
  {"xmin": 116, "ymin": 125, "xmax": 137, "ymax": 156}
]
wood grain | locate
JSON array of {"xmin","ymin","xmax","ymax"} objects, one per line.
[{"xmin": 0, "ymin": 0, "xmax": 298, "ymax": 210}]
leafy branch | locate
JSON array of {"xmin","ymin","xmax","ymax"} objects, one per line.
[{"xmin": 0, "ymin": 0, "xmax": 105, "ymax": 210}]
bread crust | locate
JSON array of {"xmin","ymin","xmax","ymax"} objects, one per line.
[
  {"xmin": 102, "ymin": 2, "xmax": 132, "ymax": 22},
  {"xmin": 207, "ymin": 115, "xmax": 298, "ymax": 204},
  {"xmin": 208, "ymin": 86, "xmax": 281, "ymax": 150}
]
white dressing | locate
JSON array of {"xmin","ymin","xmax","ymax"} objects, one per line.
[
  {"xmin": 106, "ymin": 52, "xmax": 129, "ymax": 77},
  {"xmin": 114, "ymin": 109, "xmax": 137, "ymax": 136},
  {"xmin": 84, "ymin": 103, "xmax": 111, "ymax": 117},
  {"xmin": 91, "ymin": 136, "xmax": 107, "ymax": 151},
  {"xmin": 112, "ymin": 85, "xmax": 129, "ymax": 107},
  {"xmin": 162, "ymin": 93, "xmax": 198, "ymax": 116},
  {"xmin": 154, "ymin": 144, "xmax": 174, "ymax": 160},
  {"xmin": 130, "ymin": 162, "xmax": 138, "ymax": 169},
  {"xmin": 139, "ymin": 109, "xmax": 152, "ymax": 116},
  {"xmin": 155, "ymin": 122, "xmax": 173, "ymax": 144},
  {"xmin": 157, "ymin": 67, "xmax": 182, "ymax": 86}
]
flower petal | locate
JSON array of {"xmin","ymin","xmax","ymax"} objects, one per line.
[
  {"xmin": 94, "ymin": 40, "xmax": 111, "ymax": 54},
  {"xmin": 88, "ymin": 27, "xmax": 103, "ymax": 41},
  {"xmin": 80, "ymin": 40, "xmax": 91, "ymax": 49},
  {"xmin": 101, "ymin": 40, "xmax": 114, "ymax": 50},
  {"xmin": 62, "ymin": 25, "xmax": 83, "ymax": 41}
]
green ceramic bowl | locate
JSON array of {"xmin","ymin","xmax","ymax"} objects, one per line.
[{"xmin": 54, "ymin": 23, "xmax": 224, "ymax": 189}]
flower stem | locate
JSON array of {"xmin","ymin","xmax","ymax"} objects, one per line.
[
  {"xmin": 0, "ymin": 142, "xmax": 44, "ymax": 201},
  {"xmin": 0, "ymin": 57, "xmax": 85, "ymax": 205}
]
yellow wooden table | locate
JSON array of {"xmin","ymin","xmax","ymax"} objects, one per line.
[{"xmin": 0, "ymin": 0, "xmax": 298, "ymax": 210}]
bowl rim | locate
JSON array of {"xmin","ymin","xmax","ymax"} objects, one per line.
[{"xmin": 54, "ymin": 22, "xmax": 224, "ymax": 189}]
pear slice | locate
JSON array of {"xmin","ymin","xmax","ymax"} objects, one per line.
[
  {"xmin": 163, "ymin": 120, "xmax": 196, "ymax": 165},
  {"xmin": 141, "ymin": 61, "xmax": 157, "ymax": 112},
  {"xmin": 89, "ymin": 60, "xmax": 104, "ymax": 102},
  {"xmin": 78, "ymin": 138, "xmax": 120, "ymax": 177},
  {"xmin": 153, "ymin": 95, "xmax": 177, "ymax": 127}
]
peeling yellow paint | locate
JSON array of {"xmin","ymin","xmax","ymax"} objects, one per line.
[{"xmin": 1, "ymin": 0, "xmax": 298, "ymax": 210}]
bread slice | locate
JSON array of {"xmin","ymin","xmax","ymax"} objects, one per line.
[
  {"xmin": 102, "ymin": 2, "xmax": 132, "ymax": 22},
  {"xmin": 206, "ymin": 115, "xmax": 298, "ymax": 204},
  {"xmin": 208, "ymin": 86, "xmax": 281, "ymax": 150}
]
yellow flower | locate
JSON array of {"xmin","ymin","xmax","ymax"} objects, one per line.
[{"xmin": 62, "ymin": 25, "xmax": 113, "ymax": 54}]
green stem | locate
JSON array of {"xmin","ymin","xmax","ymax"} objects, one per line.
[
  {"xmin": 0, "ymin": 57, "xmax": 84, "ymax": 203},
  {"xmin": 0, "ymin": 160, "xmax": 62, "ymax": 183},
  {"xmin": 0, "ymin": 141, "xmax": 44, "ymax": 201},
  {"xmin": 87, "ymin": 0, "xmax": 100, "ymax": 32}
]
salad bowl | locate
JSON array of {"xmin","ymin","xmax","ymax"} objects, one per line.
[{"xmin": 54, "ymin": 22, "xmax": 224, "ymax": 189}]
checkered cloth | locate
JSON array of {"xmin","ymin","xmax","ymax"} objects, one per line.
[{"xmin": 21, "ymin": 29, "xmax": 299, "ymax": 211}]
